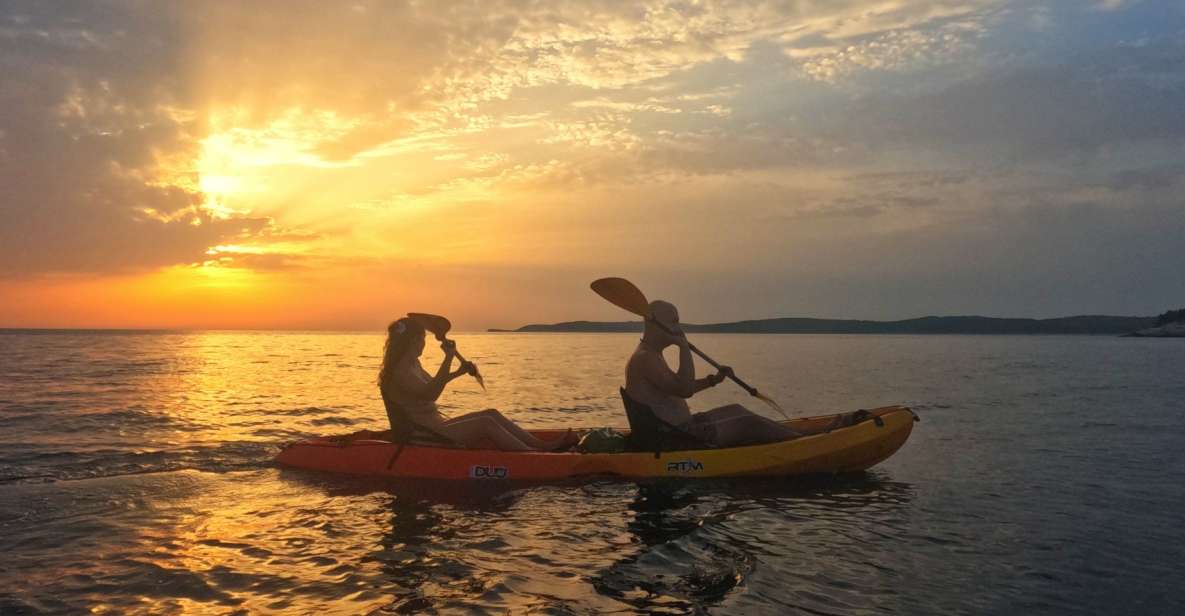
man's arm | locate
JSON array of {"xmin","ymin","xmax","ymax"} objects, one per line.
[{"xmin": 640, "ymin": 348, "xmax": 720, "ymax": 399}]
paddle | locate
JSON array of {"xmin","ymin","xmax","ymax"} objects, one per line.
[
  {"xmin": 590, "ymin": 277, "xmax": 790, "ymax": 419},
  {"xmin": 406, "ymin": 312, "xmax": 486, "ymax": 390}
]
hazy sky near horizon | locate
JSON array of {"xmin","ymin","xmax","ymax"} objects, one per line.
[{"xmin": 1, "ymin": 0, "xmax": 1183, "ymax": 330}]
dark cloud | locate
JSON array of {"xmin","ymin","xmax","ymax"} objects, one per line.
[
  {"xmin": 1105, "ymin": 164, "xmax": 1185, "ymax": 191},
  {"xmin": 644, "ymin": 176, "xmax": 1185, "ymax": 321},
  {"xmin": 639, "ymin": 127, "xmax": 855, "ymax": 175},
  {"xmin": 841, "ymin": 38, "xmax": 1185, "ymax": 160}
]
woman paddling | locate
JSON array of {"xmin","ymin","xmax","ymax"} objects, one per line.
[{"xmin": 378, "ymin": 317, "xmax": 577, "ymax": 451}]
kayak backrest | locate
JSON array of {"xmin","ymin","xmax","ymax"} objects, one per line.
[
  {"xmin": 381, "ymin": 391, "xmax": 466, "ymax": 448},
  {"xmin": 620, "ymin": 388, "xmax": 715, "ymax": 458}
]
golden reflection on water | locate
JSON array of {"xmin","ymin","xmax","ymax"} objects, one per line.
[
  {"xmin": 162, "ymin": 483, "xmax": 389, "ymax": 613},
  {"xmin": 61, "ymin": 469, "xmax": 657, "ymax": 614}
]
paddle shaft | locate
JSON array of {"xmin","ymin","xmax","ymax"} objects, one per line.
[{"xmin": 687, "ymin": 343, "xmax": 761, "ymax": 396}]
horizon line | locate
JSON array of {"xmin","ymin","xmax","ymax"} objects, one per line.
[{"xmin": 0, "ymin": 311, "xmax": 1160, "ymax": 334}]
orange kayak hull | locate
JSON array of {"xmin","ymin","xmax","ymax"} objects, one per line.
[{"xmin": 274, "ymin": 406, "xmax": 916, "ymax": 481}]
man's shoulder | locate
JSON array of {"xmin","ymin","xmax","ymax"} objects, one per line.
[
  {"xmin": 627, "ymin": 344, "xmax": 660, "ymax": 365},
  {"xmin": 629, "ymin": 347, "xmax": 672, "ymax": 383}
]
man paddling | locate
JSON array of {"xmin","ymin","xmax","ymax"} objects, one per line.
[{"xmin": 625, "ymin": 300, "xmax": 802, "ymax": 446}]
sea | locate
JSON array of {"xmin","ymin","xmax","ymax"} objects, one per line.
[{"xmin": 0, "ymin": 331, "xmax": 1182, "ymax": 614}]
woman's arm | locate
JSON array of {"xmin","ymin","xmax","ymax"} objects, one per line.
[
  {"xmin": 395, "ymin": 345, "xmax": 475, "ymax": 402},
  {"xmin": 417, "ymin": 340, "xmax": 458, "ymax": 400}
]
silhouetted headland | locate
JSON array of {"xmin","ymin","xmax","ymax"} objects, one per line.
[
  {"xmin": 493, "ymin": 315, "xmax": 1160, "ymax": 335},
  {"xmin": 1123, "ymin": 308, "xmax": 1185, "ymax": 337}
]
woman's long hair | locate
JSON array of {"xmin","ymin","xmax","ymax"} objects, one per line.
[{"xmin": 377, "ymin": 317, "xmax": 425, "ymax": 392}]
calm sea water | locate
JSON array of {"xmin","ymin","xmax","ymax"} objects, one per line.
[{"xmin": 0, "ymin": 331, "xmax": 1182, "ymax": 614}]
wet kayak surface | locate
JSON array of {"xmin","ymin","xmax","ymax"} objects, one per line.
[{"xmin": 2, "ymin": 331, "xmax": 1184, "ymax": 614}]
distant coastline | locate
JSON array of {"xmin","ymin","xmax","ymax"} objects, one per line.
[
  {"xmin": 0, "ymin": 314, "xmax": 1174, "ymax": 336},
  {"xmin": 492, "ymin": 315, "xmax": 1160, "ymax": 335},
  {"xmin": 1123, "ymin": 322, "xmax": 1185, "ymax": 338}
]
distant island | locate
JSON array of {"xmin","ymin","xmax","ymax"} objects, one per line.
[
  {"xmin": 491, "ymin": 314, "xmax": 1170, "ymax": 335},
  {"xmin": 1124, "ymin": 308, "xmax": 1185, "ymax": 337}
]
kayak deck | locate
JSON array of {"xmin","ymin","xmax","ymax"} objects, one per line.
[{"xmin": 275, "ymin": 406, "xmax": 917, "ymax": 481}]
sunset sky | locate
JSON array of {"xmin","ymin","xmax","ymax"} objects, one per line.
[{"xmin": 1, "ymin": 1, "xmax": 1182, "ymax": 330}]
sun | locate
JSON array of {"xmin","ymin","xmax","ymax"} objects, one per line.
[
  {"xmin": 199, "ymin": 173, "xmax": 242, "ymax": 197},
  {"xmin": 193, "ymin": 107, "xmax": 366, "ymax": 221}
]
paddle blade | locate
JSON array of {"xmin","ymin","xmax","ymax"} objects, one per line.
[
  {"xmin": 473, "ymin": 372, "xmax": 486, "ymax": 391},
  {"xmin": 754, "ymin": 391, "xmax": 792, "ymax": 420},
  {"xmin": 590, "ymin": 278, "xmax": 651, "ymax": 318},
  {"xmin": 407, "ymin": 312, "xmax": 452, "ymax": 339}
]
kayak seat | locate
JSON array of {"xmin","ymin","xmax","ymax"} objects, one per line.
[
  {"xmin": 381, "ymin": 395, "xmax": 466, "ymax": 449},
  {"xmin": 381, "ymin": 396, "xmax": 469, "ymax": 470},
  {"xmin": 394, "ymin": 417, "xmax": 465, "ymax": 448},
  {"xmin": 620, "ymin": 388, "xmax": 715, "ymax": 458}
]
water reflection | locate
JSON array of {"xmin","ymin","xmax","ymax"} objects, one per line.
[
  {"xmin": 8, "ymin": 331, "xmax": 1182, "ymax": 613},
  {"xmin": 271, "ymin": 466, "xmax": 918, "ymax": 613},
  {"xmin": 594, "ymin": 473, "xmax": 915, "ymax": 613},
  {"xmin": 280, "ymin": 472, "xmax": 534, "ymax": 612},
  {"xmin": 368, "ymin": 494, "xmax": 465, "ymax": 613}
]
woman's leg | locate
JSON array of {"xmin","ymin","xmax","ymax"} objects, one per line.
[
  {"xmin": 438, "ymin": 414, "xmax": 535, "ymax": 451},
  {"xmin": 462, "ymin": 409, "xmax": 573, "ymax": 451},
  {"xmin": 695, "ymin": 404, "xmax": 800, "ymax": 447}
]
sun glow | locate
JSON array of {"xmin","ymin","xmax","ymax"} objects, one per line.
[
  {"xmin": 199, "ymin": 173, "xmax": 242, "ymax": 197},
  {"xmin": 186, "ymin": 262, "xmax": 259, "ymax": 289},
  {"xmin": 193, "ymin": 108, "xmax": 351, "ymax": 219},
  {"xmin": 200, "ymin": 108, "xmax": 362, "ymax": 170}
]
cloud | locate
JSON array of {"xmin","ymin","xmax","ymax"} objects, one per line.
[
  {"xmin": 787, "ymin": 13, "xmax": 987, "ymax": 82},
  {"xmin": 2, "ymin": 0, "xmax": 1184, "ymax": 326},
  {"xmin": 0, "ymin": 2, "xmax": 279, "ymax": 276},
  {"xmin": 589, "ymin": 165, "xmax": 1185, "ymax": 320},
  {"xmin": 840, "ymin": 40, "xmax": 1185, "ymax": 161}
]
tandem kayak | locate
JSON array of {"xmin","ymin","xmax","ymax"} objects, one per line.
[{"xmin": 275, "ymin": 406, "xmax": 917, "ymax": 481}]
